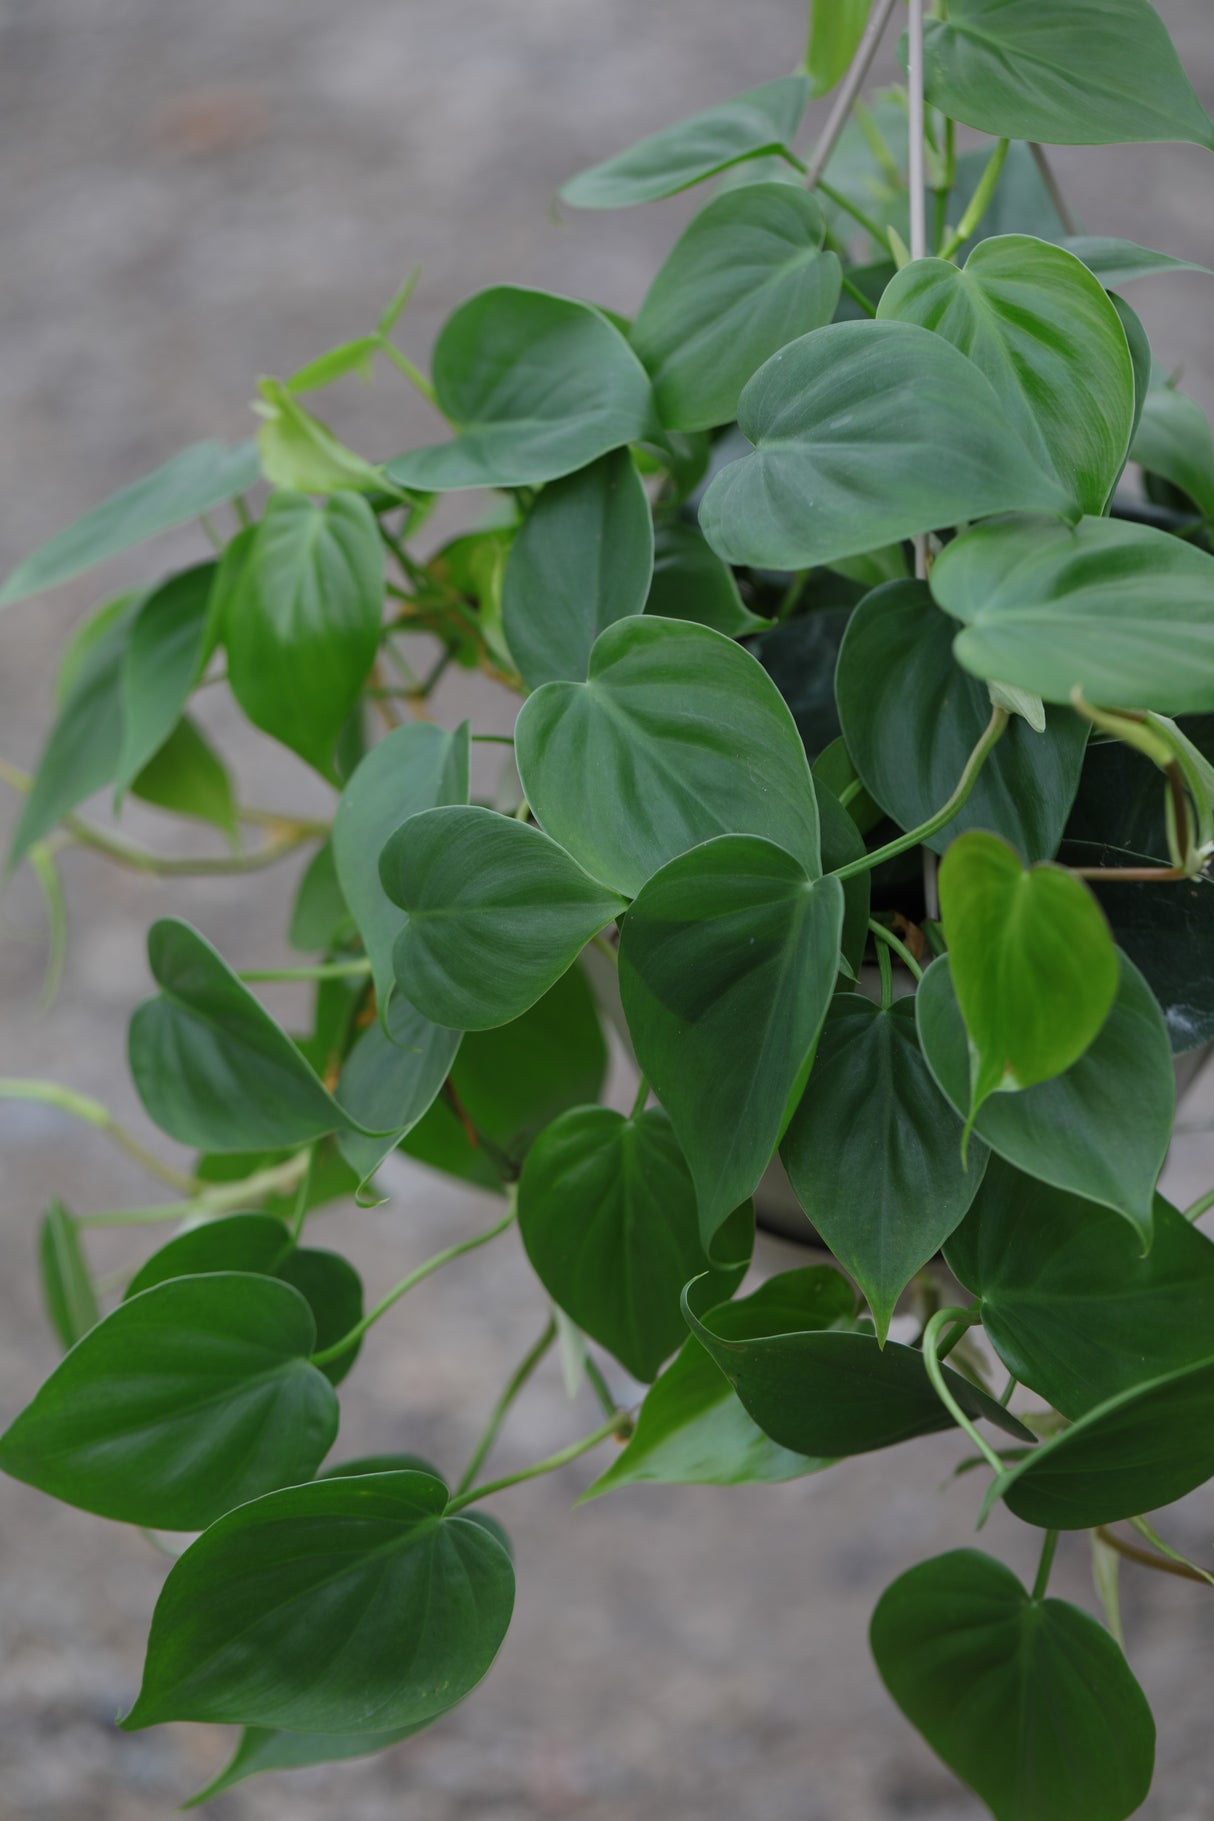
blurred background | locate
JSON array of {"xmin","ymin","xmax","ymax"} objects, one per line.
[{"xmin": 1, "ymin": 3, "xmax": 1213, "ymax": 1816}]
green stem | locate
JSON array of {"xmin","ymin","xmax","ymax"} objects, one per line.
[
  {"xmin": 816, "ymin": 180, "xmax": 887, "ymax": 246},
  {"xmin": 78, "ymin": 1149, "xmax": 311, "ymax": 1229},
  {"xmin": 921, "ymin": 1306, "xmax": 1004, "ymax": 1475},
  {"xmin": 830, "ymin": 707, "xmax": 1009, "ymax": 881},
  {"xmin": 454, "ymin": 1318, "xmax": 558, "ymax": 1497},
  {"xmin": 868, "ymin": 918, "xmax": 924, "ymax": 983},
  {"xmin": 1182, "ymin": 1184, "xmax": 1214, "ymax": 1223},
  {"xmin": 629, "ymin": 1074, "xmax": 650, "ymax": 1120},
  {"xmin": 445, "ymin": 1411, "xmax": 629, "ymax": 1516},
  {"xmin": 311, "ymin": 1203, "xmax": 517, "ymax": 1369},
  {"xmin": 939, "ymin": 138, "xmax": 1010, "ymax": 261},
  {"xmin": 0, "ymin": 1079, "xmax": 198, "ymax": 1193},
  {"xmin": 839, "ymin": 274, "xmax": 878, "ymax": 319},
  {"xmin": 1032, "ymin": 1529, "xmax": 1060, "ymax": 1600},
  {"xmin": 876, "ymin": 940, "xmax": 893, "ymax": 1010},
  {"xmin": 289, "ymin": 1148, "xmax": 315, "ymax": 1242},
  {"xmin": 375, "ymin": 335, "xmax": 440, "ymax": 410},
  {"xmin": 28, "ymin": 840, "xmax": 68, "ymax": 1009},
  {"xmin": 238, "ymin": 959, "xmax": 372, "ymax": 984},
  {"xmin": 584, "ymin": 1354, "xmax": 619, "ymax": 1421}
]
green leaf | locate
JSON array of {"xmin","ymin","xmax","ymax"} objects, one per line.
[
  {"xmin": 931, "ymin": 513, "xmax": 1214, "ymax": 715},
  {"xmin": 916, "ymin": 952, "xmax": 1172, "ymax": 1237},
  {"xmin": 946, "ymin": 1160, "xmax": 1214, "ymax": 1417},
  {"xmin": 836, "ymin": 581, "xmax": 1088, "ymax": 863},
  {"xmin": 871, "ymin": 1549, "xmax": 1155, "ymax": 1821},
  {"xmin": 385, "ymin": 288, "xmax": 653, "ymax": 491},
  {"xmin": 920, "ymin": 0, "xmax": 1214, "ymax": 150},
  {"xmin": 114, "ymin": 562, "xmax": 218, "ymax": 796},
  {"xmin": 224, "ymin": 490, "xmax": 385, "ymax": 777},
  {"xmin": 618, "ymin": 835, "xmax": 844, "ymax": 1243},
  {"xmin": 0, "ymin": 439, "xmax": 259, "ymax": 607},
  {"xmin": 332, "ymin": 720, "xmax": 470, "ymax": 1011},
  {"xmin": 584, "ymin": 1270, "xmax": 847, "ymax": 1496},
  {"xmin": 130, "ymin": 716, "xmax": 238, "ymax": 841},
  {"xmin": 1132, "ymin": 383, "xmax": 1214, "ymax": 522},
  {"xmin": 501, "ymin": 450, "xmax": 654, "ymax": 689},
  {"xmin": 286, "ymin": 335, "xmax": 381, "ymax": 393},
  {"xmin": 631, "ymin": 184, "xmax": 841, "ymax": 433},
  {"xmin": 938, "ymin": 831, "xmax": 1119, "ymax": 1119},
  {"xmin": 516, "ymin": 616, "xmax": 821, "ymax": 897},
  {"xmin": 123, "ymin": 1213, "xmax": 365, "ymax": 1388},
  {"xmin": 0, "ymin": 1274, "xmax": 338, "ymax": 1529},
  {"xmin": 184, "ymin": 1720, "xmax": 429, "ymax": 1807},
  {"xmin": 254, "ymin": 378, "xmax": 390, "ymax": 496},
  {"xmin": 38, "ymin": 1201, "xmax": 98, "ymax": 1350},
  {"xmin": 988, "ymin": 1355, "xmax": 1214, "ymax": 1530},
  {"xmin": 683, "ymin": 1271, "xmax": 1032, "ymax": 1456},
  {"xmin": 751, "ymin": 609, "xmax": 849, "ymax": 761},
  {"xmin": 877, "ymin": 236, "xmax": 1135, "ymax": 517},
  {"xmin": 806, "ymin": 0, "xmax": 872, "ymax": 97},
  {"xmin": 559, "ymin": 77, "xmax": 809, "ymax": 209},
  {"xmin": 288, "ymin": 839, "xmax": 352, "ymax": 952},
  {"xmin": 1111, "ymin": 294, "xmax": 1152, "ymax": 451},
  {"xmin": 782, "ymin": 995, "xmax": 987, "ymax": 1341},
  {"xmin": 383, "ymin": 807, "xmax": 627, "ymax": 1031},
  {"xmin": 1061, "ymin": 235, "xmax": 1214, "ymax": 288},
  {"xmin": 121, "ymin": 1470, "xmax": 514, "ymax": 1731},
  {"xmin": 128, "ymin": 918, "xmax": 361, "ymax": 1152},
  {"xmin": 698, "ymin": 321, "xmax": 1070, "ymax": 572},
  {"xmin": 336, "ymin": 990, "xmax": 462, "ymax": 1188},
  {"xmin": 644, "ymin": 521, "xmax": 766, "ymax": 638},
  {"xmin": 519, "ymin": 1106, "xmax": 751, "ymax": 1382}
]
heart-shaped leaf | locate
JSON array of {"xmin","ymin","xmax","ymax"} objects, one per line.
[
  {"xmin": 385, "ymin": 288, "xmax": 653, "ymax": 491},
  {"xmin": 501, "ymin": 449, "xmax": 654, "ymax": 689},
  {"xmin": 383, "ymin": 806, "xmax": 627, "ymax": 1031},
  {"xmin": 946, "ymin": 1160, "xmax": 1214, "ymax": 1417},
  {"xmin": 631, "ymin": 183, "xmax": 841, "ymax": 433},
  {"xmin": 930, "ymin": 513, "xmax": 1214, "ymax": 715},
  {"xmin": 618, "ymin": 835, "xmax": 844, "ymax": 1244},
  {"xmin": 114, "ymin": 562, "xmax": 218, "ymax": 796},
  {"xmin": 559, "ymin": 77, "xmax": 809, "ymax": 209},
  {"xmin": 938, "ymin": 831, "xmax": 1119, "ymax": 1119},
  {"xmin": 835, "ymin": 581, "xmax": 1088, "ymax": 862},
  {"xmin": 1060, "ymin": 235, "xmax": 1214, "ymax": 289},
  {"xmin": 782, "ymin": 995, "xmax": 988, "ymax": 1341},
  {"xmin": 121, "ymin": 1470, "xmax": 514, "ymax": 1732},
  {"xmin": 0, "ymin": 1274, "xmax": 338, "ymax": 1529},
  {"xmin": 519, "ymin": 1105, "xmax": 751, "ymax": 1382},
  {"xmin": 516, "ymin": 616, "xmax": 821, "ymax": 896},
  {"xmin": 916, "ymin": 952, "xmax": 1172, "ymax": 1239},
  {"xmin": 877, "ymin": 236, "xmax": 1135, "ymax": 516},
  {"xmin": 698, "ymin": 321, "xmax": 1070, "ymax": 572},
  {"xmin": 871, "ymin": 1549, "xmax": 1155, "ymax": 1821}
]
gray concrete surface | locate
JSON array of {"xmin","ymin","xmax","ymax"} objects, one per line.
[{"xmin": 1, "ymin": 3, "xmax": 1214, "ymax": 1816}]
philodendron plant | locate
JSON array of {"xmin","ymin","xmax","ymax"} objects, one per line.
[{"xmin": 5, "ymin": 1, "xmax": 1214, "ymax": 1814}]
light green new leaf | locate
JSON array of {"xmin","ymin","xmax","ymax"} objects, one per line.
[
  {"xmin": 122, "ymin": 1471, "xmax": 514, "ymax": 1732},
  {"xmin": 385, "ymin": 288, "xmax": 653, "ymax": 491},
  {"xmin": 645, "ymin": 521, "xmax": 766, "ymax": 637},
  {"xmin": 383, "ymin": 806, "xmax": 627, "ymax": 1031},
  {"xmin": 519, "ymin": 1106, "xmax": 751, "ymax": 1382},
  {"xmin": 1061, "ymin": 236, "xmax": 1214, "ymax": 289},
  {"xmin": 0, "ymin": 439, "xmax": 259, "ymax": 607},
  {"xmin": 920, "ymin": 0, "xmax": 1214, "ymax": 149},
  {"xmin": 0, "ymin": 1274, "xmax": 338, "ymax": 1529},
  {"xmin": 516, "ymin": 616, "xmax": 821, "ymax": 897},
  {"xmin": 631, "ymin": 184, "xmax": 841, "ymax": 433},
  {"xmin": 938, "ymin": 831, "xmax": 1119, "ymax": 1119},
  {"xmin": 113, "ymin": 561, "xmax": 217, "ymax": 796},
  {"xmin": 916, "ymin": 953, "xmax": 1172, "ymax": 1238},
  {"xmin": 224, "ymin": 490, "xmax": 384, "ymax": 777},
  {"xmin": 501, "ymin": 449, "xmax": 654, "ymax": 689},
  {"xmin": 1132, "ymin": 384, "xmax": 1214, "ymax": 521},
  {"xmin": 877, "ymin": 236, "xmax": 1135, "ymax": 516},
  {"xmin": 806, "ymin": 0, "xmax": 872, "ymax": 97},
  {"xmin": 782, "ymin": 996, "xmax": 987, "ymax": 1341},
  {"xmin": 129, "ymin": 716, "xmax": 237, "ymax": 841},
  {"xmin": 38, "ymin": 1201, "xmax": 97, "ymax": 1350},
  {"xmin": 254, "ymin": 378, "xmax": 390, "ymax": 496},
  {"xmin": 872, "ymin": 1550, "xmax": 1155, "ymax": 1821},
  {"xmin": 930, "ymin": 514, "xmax": 1214, "ymax": 715},
  {"xmin": 618, "ymin": 835, "xmax": 843, "ymax": 1243},
  {"xmin": 698, "ymin": 321, "xmax": 1069, "ymax": 572},
  {"xmin": 332, "ymin": 721, "xmax": 470, "ymax": 1010},
  {"xmin": 559, "ymin": 77, "xmax": 809, "ymax": 209},
  {"xmin": 584, "ymin": 1270, "xmax": 851, "ymax": 1496},
  {"xmin": 946, "ymin": 1160, "xmax": 1214, "ymax": 1417}
]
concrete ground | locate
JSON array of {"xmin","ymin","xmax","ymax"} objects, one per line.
[{"xmin": 1, "ymin": 3, "xmax": 1213, "ymax": 1816}]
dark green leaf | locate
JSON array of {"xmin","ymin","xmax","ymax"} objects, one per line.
[
  {"xmin": 337, "ymin": 990, "xmax": 462, "ymax": 1187},
  {"xmin": 1061, "ymin": 235, "xmax": 1214, "ymax": 288},
  {"xmin": 113, "ymin": 562, "xmax": 217, "ymax": 795},
  {"xmin": 385, "ymin": 288, "xmax": 653, "ymax": 491},
  {"xmin": 619, "ymin": 834, "xmax": 844, "ymax": 1243},
  {"xmin": 519, "ymin": 1106, "xmax": 751, "ymax": 1382},
  {"xmin": 130, "ymin": 716, "xmax": 237, "ymax": 841},
  {"xmin": 931, "ymin": 513, "xmax": 1214, "ymax": 714},
  {"xmin": 871, "ymin": 1549, "xmax": 1155, "ymax": 1821},
  {"xmin": 38, "ymin": 1201, "xmax": 97, "ymax": 1350},
  {"xmin": 644, "ymin": 521, "xmax": 765, "ymax": 638},
  {"xmin": 0, "ymin": 1273, "xmax": 338, "ymax": 1529},
  {"xmin": 501, "ymin": 450, "xmax": 653, "ymax": 689},
  {"xmin": 121, "ymin": 1470, "xmax": 514, "ymax": 1731},
  {"xmin": 516, "ymin": 616, "xmax": 821, "ymax": 896},
  {"xmin": 916, "ymin": 952, "xmax": 1172, "ymax": 1237},
  {"xmin": 185, "ymin": 1720, "xmax": 429, "ymax": 1807},
  {"xmin": 750, "ymin": 608, "xmax": 849, "ymax": 761},
  {"xmin": 698, "ymin": 321, "xmax": 1069, "ymax": 572},
  {"xmin": 783, "ymin": 995, "xmax": 987, "ymax": 1340},
  {"xmin": 947, "ymin": 1159, "xmax": 1214, "ymax": 1416},
  {"xmin": 0, "ymin": 439, "xmax": 259, "ymax": 607},
  {"xmin": 559, "ymin": 77, "xmax": 809, "ymax": 209},
  {"xmin": 632, "ymin": 184, "xmax": 841, "ymax": 432},
  {"xmin": 1132, "ymin": 383, "xmax": 1214, "ymax": 521},
  {"xmin": 1111, "ymin": 294, "xmax": 1152, "ymax": 451},
  {"xmin": 288, "ymin": 839, "xmax": 353, "ymax": 952}
]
